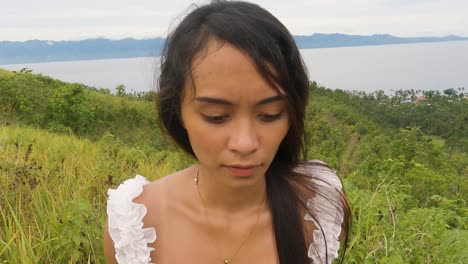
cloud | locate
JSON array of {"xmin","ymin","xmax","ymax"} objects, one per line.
[{"xmin": 1, "ymin": 0, "xmax": 467, "ymax": 41}]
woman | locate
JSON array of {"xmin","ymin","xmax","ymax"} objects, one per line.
[{"xmin": 104, "ymin": 1, "xmax": 351, "ymax": 263}]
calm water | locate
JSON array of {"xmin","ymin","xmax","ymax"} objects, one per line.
[{"xmin": 2, "ymin": 41, "xmax": 468, "ymax": 94}]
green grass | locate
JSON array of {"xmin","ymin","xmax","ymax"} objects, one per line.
[
  {"xmin": 2, "ymin": 124, "xmax": 466, "ymax": 263},
  {"xmin": 0, "ymin": 68, "xmax": 14, "ymax": 78},
  {"xmin": 1, "ymin": 76, "xmax": 467, "ymax": 263},
  {"xmin": 0, "ymin": 125, "xmax": 187, "ymax": 262},
  {"xmin": 429, "ymin": 135, "xmax": 446, "ymax": 147}
]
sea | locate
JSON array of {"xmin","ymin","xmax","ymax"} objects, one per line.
[{"xmin": 1, "ymin": 40, "xmax": 467, "ymax": 95}]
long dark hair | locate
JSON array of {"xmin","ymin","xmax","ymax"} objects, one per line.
[{"xmin": 157, "ymin": 1, "xmax": 350, "ymax": 263}]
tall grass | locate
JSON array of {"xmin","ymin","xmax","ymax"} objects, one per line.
[
  {"xmin": 0, "ymin": 68, "xmax": 14, "ymax": 78},
  {"xmin": 1, "ymin": 79, "xmax": 467, "ymax": 263},
  {"xmin": 0, "ymin": 125, "xmax": 187, "ymax": 262}
]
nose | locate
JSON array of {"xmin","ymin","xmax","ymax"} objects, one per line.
[{"xmin": 227, "ymin": 119, "xmax": 259, "ymax": 156}]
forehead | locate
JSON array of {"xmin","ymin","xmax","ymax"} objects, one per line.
[{"xmin": 185, "ymin": 39, "xmax": 282, "ymax": 101}]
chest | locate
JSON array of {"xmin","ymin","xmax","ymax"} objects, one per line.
[{"xmin": 148, "ymin": 207, "xmax": 279, "ymax": 264}]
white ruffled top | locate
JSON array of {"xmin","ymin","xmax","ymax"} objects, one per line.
[
  {"xmin": 107, "ymin": 175, "xmax": 157, "ymax": 264},
  {"xmin": 297, "ymin": 160, "xmax": 345, "ymax": 264},
  {"xmin": 106, "ymin": 161, "xmax": 344, "ymax": 264}
]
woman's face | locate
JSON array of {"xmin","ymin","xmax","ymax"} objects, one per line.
[{"xmin": 180, "ymin": 39, "xmax": 290, "ymax": 184}]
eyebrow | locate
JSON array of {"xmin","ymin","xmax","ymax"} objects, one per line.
[{"xmin": 194, "ymin": 95, "xmax": 283, "ymax": 106}]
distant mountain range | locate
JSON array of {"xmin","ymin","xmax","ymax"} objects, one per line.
[{"xmin": 1, "ymin": 33, "xmax": 467, "ymax": 65}]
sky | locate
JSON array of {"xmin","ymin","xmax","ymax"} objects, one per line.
[{"xmin": 1, "ymin": 0, "xmax": 467, "ymax": 41}]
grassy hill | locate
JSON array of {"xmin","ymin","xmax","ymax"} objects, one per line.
[
  {"xmin": 0, "ymin": 68, "xmax": 14, "ymax": 77},
  {"xmin": 0, "ymin": 69, "xmax": 467, "ymax": 263}
]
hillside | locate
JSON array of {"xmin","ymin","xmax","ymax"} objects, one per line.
[
  {"xmin": 0, "ymin": 70, "xmax": 467, "ymax": 263},
  {"xmin": 1, "ymin": 34, "xmax": 467, "ymax": 64}
]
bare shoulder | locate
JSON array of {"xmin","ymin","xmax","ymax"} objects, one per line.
[
  {"xmin": 103, "ymin": 167, "xmax": 196, "ymax": 263},
  {"xmin": 131, "ymin": 166, "xmax": 198, "ymax": 231},
  {"xmin": 133, "ymin": 166, "xmax": 196, "ymax": 207},
  {"xmin": 132, "ymin": 175, "xmax": 168, "ymax": 206}
]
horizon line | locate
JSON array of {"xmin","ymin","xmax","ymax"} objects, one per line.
[{"xmin": 1, "ymin": 33, "xmax": 467, "ymax": 43}]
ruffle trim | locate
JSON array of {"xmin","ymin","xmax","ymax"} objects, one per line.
[
  {"xmin": 297, "ymin": 160, "xmax": 344, "ymax": 264},
  {"xmin": 107, "ymin": 175, "xmax": 157, "ymax": 264}
]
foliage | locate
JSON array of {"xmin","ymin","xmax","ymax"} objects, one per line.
[
  {"xmin": 0, "ymin": 70, "xmax": 466, "ymax": 263},
  {"xmin": 343, "ymin": 88, "xmax": 468, "ymax": 152},
  {"xmin": 0, "ymin": 69, "xmax": 163, "ymax": 148},
  {"xmin": 0, "ymin": 126, "xmax": 193, "ymax": 262},
  {"xmin": 47, "ymin": 83, "xmax": 95, "ymax": 134}
]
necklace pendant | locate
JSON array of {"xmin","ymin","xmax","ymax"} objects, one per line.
[{"xmin": 224, "ymin": 261, "xmax": 229, "ymax": 264}]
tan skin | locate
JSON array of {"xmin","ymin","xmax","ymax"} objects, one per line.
[
  {"xmin": 103, "ymin": 38, "xmax": 348, "ymax": 263},
  {"xmin": 104, "ymin": 39, "xmax": 290, "ymax": 263}
]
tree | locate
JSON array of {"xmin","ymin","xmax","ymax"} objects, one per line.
[
  {"xmin": 447, "ymin": 151, "xmax": 468, "ymax": 196},
  {"xmin": 48, "ymin": 84, "xmax": 95, "ymax": 133},
  {"xmin": 19, "ymin": 67, "xmax": 33, "ymax": 74},
  {"xmin": 116, "ymin": 84, "xmax": 126, "ymax": 97},
  {"xmin": 443, "ymin": 88, "xmax": 457, "ymax": 97}
]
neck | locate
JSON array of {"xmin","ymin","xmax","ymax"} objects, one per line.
[{"xmin": 194, "ymin": 165, "xmax": 267, "ymax": 213}]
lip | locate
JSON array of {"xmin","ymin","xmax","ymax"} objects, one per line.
[{"xmin": 223, "ymin": 164, "xmax": 259, "ymax": 177}]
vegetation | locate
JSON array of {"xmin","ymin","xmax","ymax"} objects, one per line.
[{"xmin": 0, "ymin": 69, "xmax": 467, "ymax": 263}]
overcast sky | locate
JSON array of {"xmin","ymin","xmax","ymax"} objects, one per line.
[{"xmin": 1, "ymin": 0, "xmax": 467, "ymax": 41}]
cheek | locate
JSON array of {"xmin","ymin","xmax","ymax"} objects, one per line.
[
  {"xmin": 185, "ymin": 122, "xmax": 225, "ymax": 160},
  {"xmin": 271, "ymin": 116, "xmax": 290, "ymax": 139},
  {"xmin": 260, "ymin": 120, "xmax": 290, "ymax": 149},
  {"xmin": 271, "ymin": 126, "xmax": 289, "ymax": 148}
]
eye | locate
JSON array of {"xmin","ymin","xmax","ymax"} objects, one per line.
[
  {"xmin": 258, "ymin": 112, "xmax": 283, "ymax": 122},
  {"xmin": 202, "ymin": 114, "xmax": 229, "ymax": 124}
]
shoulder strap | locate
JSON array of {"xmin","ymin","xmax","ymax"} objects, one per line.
[{"xmin": 107, "ymin": 175, "xmax": 157, "ymax": 264}]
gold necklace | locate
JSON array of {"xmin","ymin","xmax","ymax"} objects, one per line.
[{"xmin": 194, "ymin": 169, "xmax": 267, "ymax": 264}]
